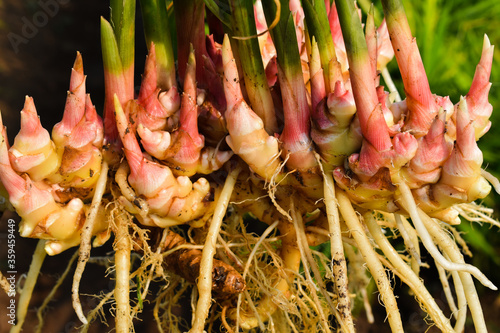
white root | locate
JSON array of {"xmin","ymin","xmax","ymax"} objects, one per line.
[
  {"xmin": 449, "ymin": 268, "xmax": 467, "ymax": 333},
  {"xmin": 336, "ymin": 189, "xmax": 404, "ymax": 333},
  {"xmin": 242, "ymin": 221, "xmax": 279, "ymax": 279},
  {"xmin": 189, "ymin": 165, "xmax": 240, "ymax": 333},
  {"xmin": 243, "ymin": 289, "xmax": 266, "ymax": 330},
  {"xmin": 235, "ymin": 236, "xmax": 291, "ymax": 332},
  {"xmin": 455, "ymin": 202, "xmax": 500, "ymax": 228},
  {"xmin": 128, "ymin": 225, "xmax": 163, "ymax": 321},
  {"xmin": 395, "ymin": 177, "xmax": 497, "ymax": 290},
  {"xmin": 360, "ymin": 288, "xmax": 374, "ymax": 324},
  {"xmin": 235, "ymin": 221, "xmax": 278, "ymax": 332},
  {"xmin": 36, "ymin": 250, "xmax": 78, "ymax": 333},
  {"xmin": 442, "ymin": 223, "xmax": 473, "ymax": 258},
  {"xmin": 399, "ymin": 215, "xmax": 424, "ymax": 274},
  {"xmin": 217, "ymin": 234, "xmax": 244, "ymax": 269},
  {"xmin": 81, "ymin": 289, "xmax": 115, "ymax": 333},
  {"xmin": 481, "ymin": 168, "xmax": 500, "ymax": 194},
  {"xmin": 114, "ymin": 210, "xmax": 132, "ymax": 333},
  {"xmin": 295, "ymin": 276, "xmax": 317, "ymax": 318},
  {"xmin": 435, "ymin": 263, "xmax": 458, "ymax": 318},
  {"xmin": 72, "ymin": 161, "xmax": 109, "ymax": 325},
  {"xmin": 344, "ymin": 242, "xmax": 374, "ymax": 324},
  {"xmin": 153, "ymin": 277, "xmax": 188, "ymax": 333},
  {"xmin": 395, "ymin": 214, "xmax": 421, "ymax": 267},
  {"xmin": 283, "ymin": 311, "xmax": 300, "ymax": 333},
  {"xmin": 11, "ymin": 240, "xmax": 47, "ymax": 333},
  {"xmin": 291, "ymin": 204, "xmax": 334, "ymax": 333},
  {"xmin": 320, "ymin": 162, "xmax": 355, "ymax": 333},
  {"xmin": 139, "ymin": 228, "xmax": 169, "ymax": 303},
  {"xmin": 420, "ymin": 212, "xmax": 489, "ymax": 332},
  {"xmin": 365, "ymin": 213, "xmax": 454, "ymax": 332},
  {"xmin": 435, "ymin": 255, "xmax": 467, "ymax": 333}
]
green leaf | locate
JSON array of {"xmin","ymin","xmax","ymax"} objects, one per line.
[
  {"xmin": 262, "ymin": 0, "xmax": 302, "ymax": 78},
  {"xmin": 110, "ymin": 0, "xmax": 136, "ymax": 70},
  {"xmin": 204, "ymin": 0, "xmax": 231, "ymax": 27},
  {"xmin": 101, "ymin": 17, "xmax": 124, "ymax": 74},
  {"xmin": 335, "ymin": 0, "xmax": 369, "ymax": 65}
]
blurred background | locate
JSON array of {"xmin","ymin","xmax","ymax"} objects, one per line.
[
  {"xmin": 366, "ymin": 2, "xmax": 500, "ymax": 330},
  {"xmin": 0, "ymin": 0, "xmax": 499, "ymax": 332}
]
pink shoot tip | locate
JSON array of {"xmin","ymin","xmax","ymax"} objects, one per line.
[
  {"xmin": 10, "ymin": 97, "xmax": 60, "ymax": 181},
  {"xmin": 439, "ymin": 97, "xmax": 490, "ymax": 202},
  {"xmin": 466, "ymin": 34, "xmax": 494, "ymax": 139},
  {"xmin": 13, "ymin": 97, "xmax": 51, "ymax": 151},
  {"xmin": 404, "ymin": 111, "xmax": 453, "ymax": 187}
]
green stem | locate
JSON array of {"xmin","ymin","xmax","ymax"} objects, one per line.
[
  {"xmin": 101, "ymin": 17, "xmax": 127, "ymax": 146},
  {"xmin": 229, "ymin": 0, "xmax": 277, "ymax": 134},
  {"xmin": 101, "ymin": 18, "xmax": 124, "ymax": 75},
  {"xmin": 335, "ymin": 0, "xmax": 391, "ymax": 152},
  {"xmin": 302, "ymin": 0, "xmax": 336, "ymax": 92},
  {"xmin": 381, "ymin": 0, "xmax": 438, "ymax": 136},
  {"xmin": 173, "ymin": 0, "xmax": 205, "ymax": 82},
  {"xmin": 262, "ymin": 0, "xmax": 320, "ymax": 176},
  {"xmin": 174, "ymin": 0, "xmax": 226, "ymax": 110},
  {"xmin": 262, "ymin": 0, "xmax": 301, "ymax": 81},
  {"xmin": 262, "ymin": 1, "xmax": 309, "ymax": 143},
  {"xmin": 140, "ymin": 0, "xmax": 176, "ymax": 90},
  {"xmin": 110, "ymin": 0, "xmax": 136, "ymax": 97},
  {"xmin": 110, "ymin": 0, "xmax": 124, "ymax": 33}
]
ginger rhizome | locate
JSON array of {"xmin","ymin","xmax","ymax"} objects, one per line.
[{"xmin": 0, "ymin": 0, "xmax": 498, "ymax": 332}]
